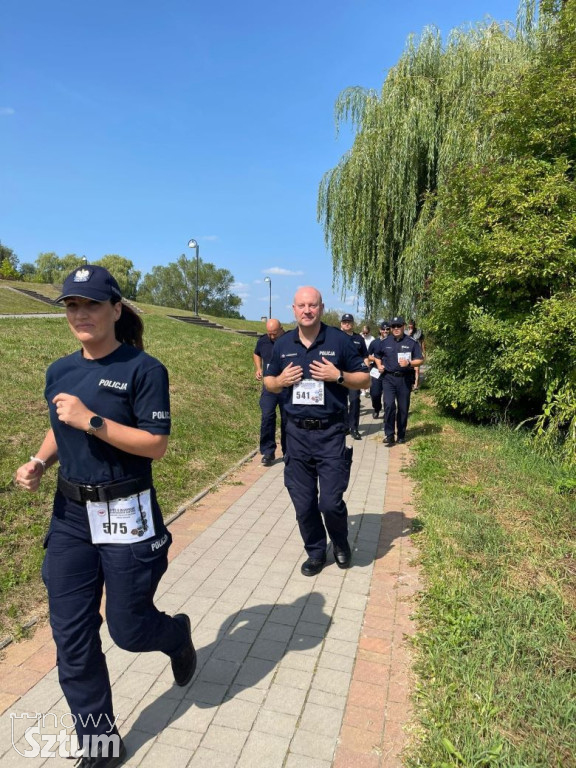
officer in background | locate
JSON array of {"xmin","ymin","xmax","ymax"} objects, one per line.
[
  {"xmin": 264, "ymin": 287, "xmax": 369, "ymax": 576},
  {"xmin": 253, "ymin": 318, "xmax": 287, "ymax": 466},
  {"xmin": 339, "ymin": 313, "xmax": 369, "ymax": 440},
  {"xmin": 373, "ymin": 315, "xmax": 423, "ymax": 445},
  {"xmin": 367, "ymin": 320, "xmax": 390, "ymax": 419},
  {"xmin": 360, "ymin": 324, "xmax": 375, "ymax": 398}
]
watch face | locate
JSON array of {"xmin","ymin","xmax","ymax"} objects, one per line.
[{"xmin": 90, "ymin": 415, "xmax": 104, "ymax": 430}]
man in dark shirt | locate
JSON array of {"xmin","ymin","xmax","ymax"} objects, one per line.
[
  {"xmin": 373, "ymin": 316, "xmax": 423, "ymax": 446},
  {"xmin": 253, "ymin": 318, "xmax": 287, "ymax": 466},
  {"xmin": 340, "ymin": 313, "xmax": 369, "ymax": 440},
  {"xmin": 264, "ymin": 287, "xmax": 369, "ymax": 576},
  {"xmin": 367, "ymin": 321, "xmax": 390, "ymax": 419}
]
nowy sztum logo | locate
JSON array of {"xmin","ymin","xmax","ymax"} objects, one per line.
[{"xmin": 10, "ymin": 712, "xmax": 120, "ymax": 759}]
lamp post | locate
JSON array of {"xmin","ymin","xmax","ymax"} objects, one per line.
[
  {"xmin": 264, "ymin": 276, "xmax": 272, "ymax": 319},
  {"xmin": 187, "ymin": 239, "xmax": 200, "ymax": 316}
]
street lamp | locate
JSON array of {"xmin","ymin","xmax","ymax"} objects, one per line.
[
  {"xmin": 187, "ymin": 239, "xmax": 200, "ymax": 316},
  {"xmin": 81, "ymin": 256, "xmax": 88, "ymax": 265},
  {"xmin": 264, "ymin": 276, "xmax": 271, "ymax": 319}
]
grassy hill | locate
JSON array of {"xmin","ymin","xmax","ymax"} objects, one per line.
[
  {"xmin": 0, "ymin": 285, "xmax": 63, "ymax": 314},
  {"xmin": 0, "ymin": 279, "xmax": 289, "ymax": 332}
]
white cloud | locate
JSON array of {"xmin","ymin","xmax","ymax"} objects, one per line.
[
  {"xmin": 0, "ymin": 107, "xmax": 15, "ymax": 116},
  {"xmin": 232, "ymin": 282, "xmax": 250, "ymax": 291},
  {"xmin": 263, "ymin": 267, "xmax": 304, "ymax": 276},
  {"xmin": 237, "ymin": 292, "xmax": 250, "ymax": 299},
  {"xmin": 259, "ymin": 294, "xmax": 280, "ymax": 302}
]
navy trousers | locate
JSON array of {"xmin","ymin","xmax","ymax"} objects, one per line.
[
  {"xmin": 346, "ymin": 389, "xmax": 360, "ymax": 431},
  {"xmin": 382, "ymin": 374, "xmax": 413, "ymax": 440},
  {"xmin": 284, "ymin": 420, "xmax": 352, "ymax": 559},
  {"xmin": 370, "ymin": 373, "xmax": 384, "ymax": 414},
  {"xmin": 259, "ymin": 388, "xmax": 287, "ymax": 456},
  {"xmin": 42, "ymin": 491, "xmax": 186, "ymax": 745}
]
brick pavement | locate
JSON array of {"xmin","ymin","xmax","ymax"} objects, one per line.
[{"xmin": 0, "ymin": 401, "xmax": 421, "ymax": 766}]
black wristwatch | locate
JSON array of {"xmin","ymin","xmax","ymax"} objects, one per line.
[
  {"xmin": 336, "ymin": 372, "xmax": 344, "ymax": 385},
  {"xmin": 87, "ymin": 415, "xmax": 104, "ymax": 435}
]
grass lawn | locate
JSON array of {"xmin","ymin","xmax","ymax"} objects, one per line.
[
  {"xmin": 0, "ymin": 286, "xmax": 64, "ymax": 314},
  {"xmin": 0, "ymin": 314, "xmax": 261, "ymax": 640},
  {"xmin": 405, "ymin": 393, "xmax": 575, "ymax": 767}
]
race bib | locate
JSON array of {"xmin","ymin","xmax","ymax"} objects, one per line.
[
  {"xmin": 397, "ymin": 352, "xmax": 411, "ymax": 363},
  {"xmin": 87, "ymin": 490, "xmax": 156, "ymax": 544},
  {"xmin": 370, "ymin": 367, "xmax": 382, "ymax": 380},
  {"xmin": 292, "ymin": 379, "xmax": 325, "ymax": 405}
]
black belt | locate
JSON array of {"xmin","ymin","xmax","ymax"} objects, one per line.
[
  {"xmin": 386, "ymin": 370, "xmax": 410, "ymax": 377},
  {"xmin": 58, "ymin": 472, "xmax": 152, "ymax": 503},
  {"xmin": 291, "ymin": 414, "xmax": 345, "ymax": 430}
]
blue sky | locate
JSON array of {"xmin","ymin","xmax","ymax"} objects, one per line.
[{"xmin": 2, "ymin": 0, "xmax": 521, "ymax": 322}]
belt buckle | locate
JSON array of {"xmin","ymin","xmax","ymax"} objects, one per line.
[
  {"xmin": 81, "ymin": 484, "xmax": 102, "ymax": 503},
  {"xmin": 303, "ymin": 418, "xmax": 320, "ymax": 430}
]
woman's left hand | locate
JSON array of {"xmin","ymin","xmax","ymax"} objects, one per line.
[{"xmin": 52, "ymin": 393, "xmax": 93, "ymax": 431}]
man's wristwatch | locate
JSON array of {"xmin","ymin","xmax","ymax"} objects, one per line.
[
  {"xmin": 87, "ymin": 415, "xmax": 104, "ymax": 435},
  {"xmin": 336, "ymin": 372, "xmax": 344, "ymax": 385}
]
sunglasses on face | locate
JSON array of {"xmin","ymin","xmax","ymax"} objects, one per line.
[{"xmin": 390, "ymin": 324, "xmax": 402, "ymax": 329}]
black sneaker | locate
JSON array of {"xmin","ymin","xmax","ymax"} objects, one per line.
[
  {"xmin": 261, "ymin": 454, "xmax": 275, "ymax": 467},
  {"xmin": 171, "ymin": 614, "xmax": 197, "ymax": 686},
  {"xmin": 383, "ymin": 435, "xmax": 395, "ymax": 446},
  {"xmin": 74, "ymin": 734, "xmax": 126, "ymax": 768},
  {"xmin": 396, "ymin": 437, "xmax": 406, "ymax": 444},
  {"xmin": 372, "ymin": 412, "xmax": 380, "ymax": 419},
  {"xmin": 350, "ymin": 430, "xmax": 362, "ymax": 440}
]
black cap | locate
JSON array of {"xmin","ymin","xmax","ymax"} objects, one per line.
[
  {"xmin": 390, "ymin": 315, "xmax": 405, "ymax": 326},
  {"xmin": 341, "ymin": 313, "xmax": 354, "ymax": 323},
  {"xmin": 55, "ymin": 265, "xmax": 122, "ymax": 303},
  {"xmin": 379, "ymin": 320, "xmax": 390, "ymax": 330}
]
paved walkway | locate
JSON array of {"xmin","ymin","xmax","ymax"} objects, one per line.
[{"xmin": 0, "ymin": 402, "xmax": 421, "ymax": 767}]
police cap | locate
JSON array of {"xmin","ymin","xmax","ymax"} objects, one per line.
[
  {"xmin": 341, "ymin": 313, "xmax": 354, "ymax": 323},
  {"xmin": 55, "ymin": 266, "xmax": 123, "ymax": 303}
]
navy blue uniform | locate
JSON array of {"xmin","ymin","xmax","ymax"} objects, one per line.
[
  {"xmin": 42, "ymin": 345, "xmax": 186, "ymax": 747},
  {"xmin": 254, "ymin": 333, "xmax": 287, "ymax": 457},
  {"xmin": 342, "ymin": 331, "xmax": 368, "ymax": 432},
  {"xmin": 368, "ymin": 338, "xmax": 384, "ymax": 415},
  {"xmin": 266, "ymin": 324, "xmax": 368, "ymax": 559},
  {"xmin": 373, "ymin": 334, "xmax": 423, "ymax": 440}
]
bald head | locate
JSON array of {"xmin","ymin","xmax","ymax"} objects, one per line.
[
  {"xmin": 294, "ymin": 286, "xmax": 323, "ymax": 307},
  {"xmin": 266, "ymin": 318, "xmax": 284, "ymax": 341},
  {"xmin": 293, "ymin": 286, "xmax": 324, "ymax": 332}
]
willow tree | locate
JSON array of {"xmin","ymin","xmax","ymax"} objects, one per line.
[{"xmin": 318, "ymin": 1, "xmax": 537, "ymax": 315}]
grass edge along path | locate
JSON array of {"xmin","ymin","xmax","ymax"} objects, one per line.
[{"xmin": 404, "ymin": 395, "xmax": 575, "ymax": 768}]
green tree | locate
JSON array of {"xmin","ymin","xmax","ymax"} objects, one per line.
[
  {"xmin": 426, "ymin": 0, "xmax": 576, "ymax": 461},
  {"xmin": 0, "ymin": 242, "xmax": 19, "ymax": 279},
  {"xmin": 318, "ymin": 3, "xmax": 536, "ymax": 315},
  {"xmin": 138, "ymin": 255, "xmax": 243, "ymax": 317},
  {"xmin": 94, "ymin": 255, "xmax": 141, "ymax": 299},
  {"xmin": 19, "ymin": 263, "xmax": 38, "ymax": 280},
  {"xmin": 34, "ymin": 252, "xmax": 84, "ymax": 283}
]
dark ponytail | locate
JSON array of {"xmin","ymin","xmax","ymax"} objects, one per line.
[{"xmin": 113, "ymin": 301, "xmax": 144, "ymax": 349}]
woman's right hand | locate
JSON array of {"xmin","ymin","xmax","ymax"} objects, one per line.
[{"xmin": 15, "ymin": 460, "xmax": 44, "ymax": 492}]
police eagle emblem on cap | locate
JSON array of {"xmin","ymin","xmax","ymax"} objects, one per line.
[{"xmin": 73, "ymin": 268, "xmax": 90, "ymax": 282}]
